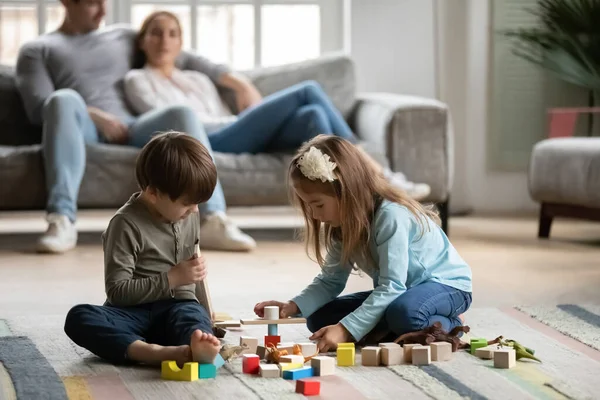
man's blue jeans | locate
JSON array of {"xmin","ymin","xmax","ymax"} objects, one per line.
[
  {"xmin": 41, "ymin": 89, "xmax": 226, "ymax": 222},
  {"xmin": 207, "ymin": 80, "xmax": 357, "ymax": 153},
  {"xmin": 306, "ymin": 282, "xmax": 472, "ymax": 343}
]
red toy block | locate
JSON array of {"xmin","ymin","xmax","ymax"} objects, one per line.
[
  {"xmin": 242, "ymin": 354, "xmax": 259, "ymax": 375},
  {"xmin": 264, "ymin": 335, "xmax": 281, "ymax": 347},
  {"xmin": 296, "ymin": 379, "xmax": 320, "ymax": 396}
]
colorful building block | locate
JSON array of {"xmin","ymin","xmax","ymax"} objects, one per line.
[
  {"xmin": 214, "ymin": 354, "xmax": 226, "ymax": 369},
  {"xmin": 161, "ymin": 361, "xmax": 198, "ymax": 381},
  {"xmin": 361, "ymin": 346, "xmax": 381, "ymax": 366},
  {"xmin": 268, "ymin": 324, "xmax": 278, "ymax": 336},
  {"xmin": 278, "ymin": 362, "xmax": 304, "ymax": 372},
  {"xmin": 430, "ymin": 342, "xmax": 452, "ymax": 361},
  {"xmin": 494, "ymin": 349, "xmax": 516, "ymax": 369},
  {"xmin": 264, "ymin": 306, "xmax": 280, "ymax": 320},
  {"xmin": 470, "ymin": 338, "xmax": 488, "ymax": 355},
  {"xmin": 338, "ymin": 342, "xmax": 355, "ymax": 349},
  {"xmin": 259, "ymin": 364, "xmax": 280, "ymax": 378},
  {"xmin": 296, "ymin": 379, "xmax": 321, "ymax": 396},
  {"xmin": 381, "ymin": 346, "xmax": 403, "ymax": 366},
  {"xmin": 264, "ymin": 335, "xmax": 281, "ymax": 347},
  {"xmin": 242, "ymin": 354, "xmax": 260, "ymax": 374},
  {"xmin": 311, "ymin": 356, "xmax": 335, "ymax": 376},
  {"xmin": 283, "ymin": 366, "xmax": 313, "ymax": 380},
  {"xmin": 240, "ymin": 336, "xmax": 259, "ymax": 354},
  {"xmin": 336, "ymin": 347, "xmax": 355, "ymax": 366},
  {"xmin": 412, "ymin": 346, "xmax": 431, "ymax": 366},
  {"xmin": 256, "ymin": 345, "xmax": 267, "ymax": 359},
  {"xmin": 198, "ymin": 364, "xmax": 216, "ymax": 379}
]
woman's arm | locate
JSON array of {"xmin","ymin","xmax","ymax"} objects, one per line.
[
  {"xmin": 123, "ymin": 70, "xmax": 160, "ymax": 115},
  {"xmin": 218, "ymin": 72, "xmax": 263, "ymax": 112}
]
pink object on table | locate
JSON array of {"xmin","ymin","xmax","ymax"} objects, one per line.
[{"xmin": 547, "ymin": 107, "xmax": 600, "ymax": 138}]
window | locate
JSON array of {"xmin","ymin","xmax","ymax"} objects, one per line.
[{"xmin": 0, "ymin": 0, "xmax": 342, "ymax": 69}]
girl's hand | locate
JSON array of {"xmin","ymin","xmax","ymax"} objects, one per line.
[
  {"xmin": 254, "ymin": 301, "xmax": 299, "ymax": 319},
  {"xmin": 309, "ymin": 323, "xmax": 353, "ymax": 352}
]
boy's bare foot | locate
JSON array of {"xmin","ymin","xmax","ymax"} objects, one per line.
[
  {"xmin": 190, "ymin": 330, "xmax": 221, "ymax": 364},
  {"xmin": 127, "ymin": 340, "xmax": 191, "ymax": 367}
]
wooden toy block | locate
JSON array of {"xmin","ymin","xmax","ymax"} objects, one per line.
[
  {"xmin": 336, "ymin": 347, "xmax": 355, "ymax": 366},
  {"xmin": 214, "ymin": 354, "xmax": 225, "ymax": 369},
  {"xmin": 280, "ymin": 355, "xmax": 305, "ymax": 364},
  {"xmin": 283, "ymin": 366, "xmax": 313, "ymax": 380},
  {"xmin": 268, "ymin": 324, "xmax": 278, "ymax": 336},
  {"xmin": 161, "ymin": 361, "xmax": 198, "ymax": 381},
  {"xmin": 338, "ymin": 342, "xmax": 355, "ymax": 349},
  {"xmin": 379, "ymin": 342, "xmax": 401, "ymax": 348},
  {"xmin": 494, "ymin": 349, "xmax": 516, "ymax": 369},
  {"xmin": 259, "ymin": 364, "xmax": 280, "ymax": 378},
  {"xmin": 430, "ymin": 342, "xmax": 452, "ymax": 361},
  {"xmin": 213, "ymin": 312, "xmax": 233, "ymax": 322},
  {"xmin": 470, "ymin": 338, "xmax": 488, "ymax": 355},
  {"xmin": 240, "ymin": 336, "xmax": 258, "ymax": 354},
  {"xmin": 361, "ymin": 346, "xmax": 381, "ymax": 366},
  {"xmin": 278, "ymin": 362, "xmax": 305, "ymax": 372},
  {"xmin": 475, "ymin": 346, "xmax": 497, "ymax": 360},
  {"xmin": 214, "ymin": 320, "xmax": 241, "ymax": 329},
  {"xmin": 242, "ymin": 354, "xmax": 260, "ymax": 374},
  {"xmin": 264, "ymin": 335, "xmax": 281, "ymax": 347},
  {"xmin": 311, "ymin": 356, "xmax": 335, "ymax": 376},
  {"xmin": 256, "ymin": 345, "xmax": 267, "ymax": 359},
  {"xmin": 412, "ymin": 346, "xmax": 431, "ymax": 366},
  {"xmin": 299, "ymin": 342, "xmax": 318, "ymax": 357},
  {"xmin": 381, "ymin": 346, "xmax": 403, "ymax": 366},
  {"xmin": 277, "ymin": 342, "xmax": 295, "ymax": 354},
  {"xmin": 198, "ymin": 364, "xmax": 216, "ymax": 379},
  {"xmin": 296, "ymin": 379, "xmax": 321, "ymax": 396},
  {"xmin": 264, "ymin": 306, "xmax": 280, "ymax": 320},
  {"xmin": 403, "ymin": 344, "xmax": 422, "ymax": 363},
  {"xmin": 241, "ymin": 317, "xmax": 306, "ymax": 325}
]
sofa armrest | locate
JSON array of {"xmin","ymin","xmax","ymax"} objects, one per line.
[{"xmin": 352, "ymin": 93, "xmax": 453, "ymax": 202}]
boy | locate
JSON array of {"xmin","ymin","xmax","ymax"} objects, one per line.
[{"xmin": 64, "ymin": 131, "xmax": 221, "ymax": 366}]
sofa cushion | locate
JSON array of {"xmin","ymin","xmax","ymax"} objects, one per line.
[
  {"xmin": 529, "ymin": 138, "xmax": 600, "ymax": 209},
  {"xmin": 0, "ymin": 66, "xmax": 42, "ymax": 146},
  {"xmin": 0, "ymin": 144, "xmax": 292, "ymax": 210}
]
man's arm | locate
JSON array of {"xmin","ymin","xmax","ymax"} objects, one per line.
[{"xmin": 15, "ymin": 42, "xmax": 55, "ymax": 126}]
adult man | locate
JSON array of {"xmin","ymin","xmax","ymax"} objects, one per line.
[{"xmin": 16, "ymin": 0, "xmax": 261, "ymax": 253}]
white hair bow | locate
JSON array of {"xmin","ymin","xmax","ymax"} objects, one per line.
[{"xmin": 297, "ymin": 146, "xmax": 338, "ymax": 182}]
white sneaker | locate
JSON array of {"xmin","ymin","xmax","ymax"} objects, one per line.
[
  {"xmin": 384, "ymin": 169, "xmax": 431, "ymax": 201},
  {"xmin": 200, "ymin": 211, "xmax": 256, "ymax": 252},
  {"xmin": 36, "ymin": 213, "xmax": 78, "ymax": 254}
]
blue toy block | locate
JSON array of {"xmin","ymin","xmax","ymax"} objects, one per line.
[
  {"xmin": 283, "ymin": 366, "xmax": 313, "ymax": 380},
  {"xmin": 199, "ymin": 363, "xmax": 217, "ymax": 379},
  {"xmin": 214, "ymin": 354, "xmax": 225, "ymax": 369},
  {"xmin": 268, "ymin": 324, "xmax": 278, "ymax": 336}
]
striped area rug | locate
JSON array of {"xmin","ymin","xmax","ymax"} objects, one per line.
[{"xmin": 1, "ymin": 305, "xmax": 600, "ymax": 400}]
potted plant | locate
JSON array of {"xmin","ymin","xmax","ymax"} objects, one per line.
[{"xmin": 503, "ymin": 0, "xmax": 600, "ymax": 136}]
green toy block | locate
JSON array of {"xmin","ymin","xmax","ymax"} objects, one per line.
[
  {"xmin": 199, "ymin": 363, "xmax": 217, "ymax": 379},
  {"xmin": 470, "ymin": 338, "xmax": 488, "ymax": 355}
]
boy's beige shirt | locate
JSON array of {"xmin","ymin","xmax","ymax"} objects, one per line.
[{"xmin": 102, "ymin": 192, "xmax": 208, "ymax": 309}]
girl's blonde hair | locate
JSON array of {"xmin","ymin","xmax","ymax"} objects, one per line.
[{"xmin": 288, "ymin": 135, "xmax": 439, "ymax": 268}]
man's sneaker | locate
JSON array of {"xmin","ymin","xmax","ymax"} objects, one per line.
[
  {"xmin": 37, "ymin": 213, "xmax": 78, "ymax": 254},
  {"xmin": 383, "ymin": 169, "xmax": 431, "ymax": 201},
  {"xmin": 200, "ymin": 211, "xmax": 256, "ymax": 252}
]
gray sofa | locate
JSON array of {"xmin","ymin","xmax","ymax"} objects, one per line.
[{"xmin": 0, "ymin": 53, "xmax": 453, "ymax": 232}]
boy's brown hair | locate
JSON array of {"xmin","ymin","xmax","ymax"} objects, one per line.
[{"xmin": 136, "ymin": 131, "xmax": 217, "ymax": 203}]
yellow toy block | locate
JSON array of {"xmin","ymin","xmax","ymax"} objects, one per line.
[
  {"xmin": 338, "ymin": 342, "xmax": 355, "ymax": 349},
  {"xmin": 278, "ymin": 362, "xmax": 304, "ymax": 372},
  {"xmin": 337, "ymin": 347, "xmax": 355, "ymax": 366},
  {"xmin": 161, "ymin": 361, "xmax": 198, "ymax": 381}
]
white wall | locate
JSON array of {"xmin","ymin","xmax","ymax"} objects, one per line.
[{"xmin": 349, "ymin": 0, "xmax": 437, "ymax": 98}]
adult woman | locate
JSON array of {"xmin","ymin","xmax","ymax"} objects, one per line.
[{"xmin": 124, "ymin": 11, "xmax": 430, "ymax": 200}]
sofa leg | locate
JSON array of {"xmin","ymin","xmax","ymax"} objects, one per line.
[
  {"xmin": 538, "ymin": 204, "xmax": 553, "ymax": 239},
  {"xmin": 438, "ymin": 198, "xmax": 449, "ymax": 236}
]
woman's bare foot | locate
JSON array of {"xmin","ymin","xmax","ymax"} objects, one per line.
[
  {"xmin": 127, "ymin": 340, "xmax": 191, "ymax": 367},
  {"xmin": 190, "ymin": 330, "xmax": 221, "ymax": 364}
]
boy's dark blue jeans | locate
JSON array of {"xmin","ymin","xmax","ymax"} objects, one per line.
[
  {"xmin": 64, "ymin": 299, "xmax": 212, "ymax": 364},
  {"xmin": 306, "ymin": 282, "xmax": 472, "ymax": 343}
]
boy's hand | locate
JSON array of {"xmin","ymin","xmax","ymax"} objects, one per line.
[
  {"xmin": 309, "ymin": 323, "xmax": 352, "ymax": 353},
  {"xmin": 167, "ymin": 254, "xmax": 207, "ymax": 288},
  {"xmin": 253, "ymin": 300, "xmax": 299, "ymax": 319}
]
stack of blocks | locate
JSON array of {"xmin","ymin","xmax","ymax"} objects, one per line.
[
  {"xmin": 161, "ymin": 356, "xmax": 222, "ymax": 381},
  {"xmin": 359, "ymin": 342, "xmax": 453, "ymax": 367}
]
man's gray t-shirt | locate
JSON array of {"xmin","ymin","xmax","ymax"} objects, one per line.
[{"xmin": 15, "ymin": 24, "xmax": 230, "ymax": 126}]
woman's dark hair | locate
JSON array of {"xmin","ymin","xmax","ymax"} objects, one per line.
[{"xmin": 132, "ymin": 10, "xmax": 182, "ymax": 69}]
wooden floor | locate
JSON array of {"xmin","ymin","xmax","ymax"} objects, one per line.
[{"xmin": 1, "ymin": 210, "xmax": 599, "ymax": 321}]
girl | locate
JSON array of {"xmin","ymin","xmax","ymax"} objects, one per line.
[
  {"xmin": 254, "ymin": 135, "xmax": 472, "ymax": 352},
  {"xmin": 123, "ymin": 11, "xmax": 431, "ymax": 200}
]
